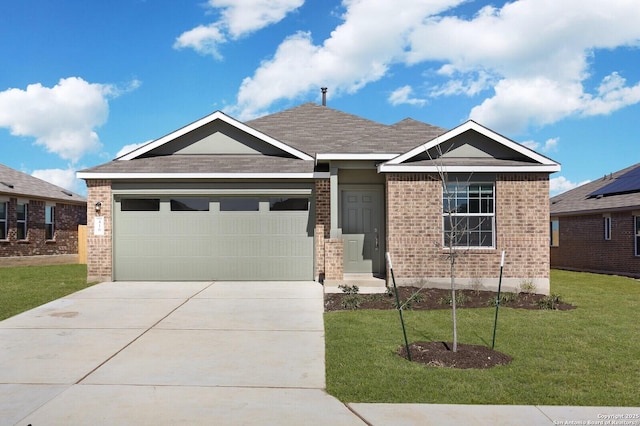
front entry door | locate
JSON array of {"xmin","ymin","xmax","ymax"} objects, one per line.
[{"xmin": 341, "ymin": 189, "xmax": 384, "ymax": 275}]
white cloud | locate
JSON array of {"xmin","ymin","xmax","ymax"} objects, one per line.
[
  {"xmin": 174, "ymin": 0, "xmax": 304, "ymax": 58},
  {"xmin": 388, "ymin": 85, "xmax": 426, "ymax": 106},
  {"xmin": 233, "ymin": 0, "xmax": 463, "ymax": 118},
  {"xmin": 550, "ymin": 176, "xmax": 590, "ymax": 196},
  {"xmin": 522, "ymin": 137, "xmax": 559, "ymax": 153},
  {"xmin": 116, "ymin": 141, "xmax": 152, "ymax": 158},
  {"xmin": 229, "ymin": 0, "xmax": 640, "ymax": 129},
  {"xmin": 32, "ymin": 167, "xmax": 83, "ymax": 194},
  {"xmin": 0, "ymin": 77, "xmax": 136, "ymax": 163}
]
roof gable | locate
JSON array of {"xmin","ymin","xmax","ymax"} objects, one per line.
[
  {"xmin": 380, "ymin": 120, "xmax": 560, "ymax": 173},
  {"xmin": 118, "ymin": 111, "xmax": 313, "ymax": 161}
]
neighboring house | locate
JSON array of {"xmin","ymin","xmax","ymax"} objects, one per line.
[
  {"xmin": 78, "ymin": 102, "xmax": 559, "ymax": 293},
  {"xmin": 0, "ymin": 164, "xmax": 86, "ymax": 258},
  {"xmin": 550, "ymin": 163, "xmax": 640, "ymax": 278}
]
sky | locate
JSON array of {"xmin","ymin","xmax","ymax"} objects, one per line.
[{"xmin": 1, "ymin": 0, "xmax": 639, "ymax": 197}]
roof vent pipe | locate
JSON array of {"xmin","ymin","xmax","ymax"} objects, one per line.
[{"xmin": 321, "ymin": 87, "xmax": 328, "ymax": 106}]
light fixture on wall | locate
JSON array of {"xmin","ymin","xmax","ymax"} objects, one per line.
[{"xmin": 95, "ymin": 202, "xmax": 102, "ymax": 213}]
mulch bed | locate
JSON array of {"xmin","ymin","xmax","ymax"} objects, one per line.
[
  {"xmin": 324, "ymin": 286, "xmax": 575, "ymax": 312},
  {"xmin": 325, "ymin": 286, "xmax": 575, "ymax": 369}
]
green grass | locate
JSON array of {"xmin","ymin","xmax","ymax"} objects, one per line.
[
  {"xmin": 324, "ymin": 270, "xmax": 640, "ymax": 406},
  {"xmin": 0, "ymin": 264, "xmax": 95, "ymax": 321}
]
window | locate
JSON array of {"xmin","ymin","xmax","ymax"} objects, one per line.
[
  {"xmin": 442, "ymin": 183, "xmax": 494, "ymax": 248},
  {"xmin": 550, "ymin": 219, "xmax": 559, "ymax": 247},
  {"xmin": 635, "ymin": 216, "xmax": 640, "ymax": 257},
  {"xmin": 220, "ymin": 198, "xmax": 259, "ymax": 211},
  {"xmin": 121, "ymin": 199, "xmax": 160, "ymax": 211},
  {"xmin": 269, "ymin": 197, "xmax": 308, "ymax": 211},
  {"xmin": 170, "ymin": 198, "xmax": 209, "ymax": 211},
  {"xmin": 45, "ymin": 205, "xmax": 55, "ymax": 240},
  {"xmin": 17, "ymin": 203, "xmax": 27, "ymax": 240},
  {"xmin": 604, "ymin": 216, "xmax": 611, "ymax": 241},
  {"xmin": 0, "ymin": 201, "xmax": 6, "ymax": 240}
]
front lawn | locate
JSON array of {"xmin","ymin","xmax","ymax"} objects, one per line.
[
  {"xmin": 324, "ymin": 270, "xmax": 640, "ymax": 406},
  {"xmin": 0, "ymin": 264, "xmax": 95, "ymax": 321}
]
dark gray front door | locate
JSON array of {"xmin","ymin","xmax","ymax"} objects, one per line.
[{"xmin": 341, "ymin": 189, "xmax": 384, "ymax": 274}]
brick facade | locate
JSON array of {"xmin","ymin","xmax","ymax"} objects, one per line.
[
  {"xmin": 551, "ymin": 212, "xmax": 640, "ymax": 278},
  {"xmin": 385, "ymin": 172, "xmax": 551, "ymax": 294},
  {"xmin": 0, "ymin": 197, "xmax": 86, "ymax": 257},
  {"xmin": 314, "ymin": 179, "xmax": 333, "ymax": 280},
  {"xmin": 86, "ymin": 179, "xmax": 113, "ymax": 282}
]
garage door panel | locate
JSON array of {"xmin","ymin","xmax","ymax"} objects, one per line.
[{"xmin": 114, "ymin": 197, "xmax": 313, "ymax": 281}]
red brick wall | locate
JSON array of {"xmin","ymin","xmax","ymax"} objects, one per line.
[
  {"xmin": 86, "ymin": 179, "xmax": 112, "ymax": 282},
  {"xmin": 315, "ymin": 179, "xmax": 332, "ymax": 279},
  {"xmin": 385, "ymin": 172, "xmax": 550, "ymax": 289},
  {"xmin": 0, "ymin": 197, "xmax": 86, "ymax": 257},
  {"xmin": 551, "ymin": 212, "xmax": 640, "ymax": 277}
]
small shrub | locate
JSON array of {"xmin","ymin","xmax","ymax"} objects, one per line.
[
  {"xmin": 537, "ymin": 294, "xmax": 563, "ymax": 310},
  {"xmin": 519, "ymin": 279, "xmax": 537, "ymax": 294},
  {"xmin": 486, "ymin": 292, "xmax": 518, "ymax": 307},
  {"xmin": 470, "ymin": 276, "xmax": 484, "ymax": 295},
  {"xmin": 400, "ymin": 292, "xmax": 425, "ymax": 310},
  {"xmin": 341, "ymin": 294, "xmax": 362, "ymax": 309},
  {"xmin": 338, "ymin": 284, "xmax": 359, "ymax": 295},
  {"xmin": 438, "ymin": 292, "xmax": 470, "ymax": 307},
  {"xmin": 338, "ymin": 285, "xmax": 361, "ymax": 309}
]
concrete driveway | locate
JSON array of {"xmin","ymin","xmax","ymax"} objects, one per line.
[
  {"xmin": 2, "ymin": 281, "xmax": 636, "ymax": 425},
  {"xmin": 0, "ymin": 281, "xmax": 362, "ymax": 425}
]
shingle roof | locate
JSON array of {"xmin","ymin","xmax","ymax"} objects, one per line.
[
  {"xmin": 246, "ymin": 103, "xmax": 446, "ymax": 155},
  {"xmin": 550, "ymin": 163, "xmax": 640, "ymax": 215},
  {"xmin": 0, "ymin": 164, "xmax": 86, "ymax": 204},
  {"xmin": 81, "ymin": 155, "xmax": 314, "ymax": 174}
]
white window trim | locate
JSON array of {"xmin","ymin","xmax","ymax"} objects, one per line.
[
  {"xmin": 0, "ymin": 200, "xmax": 7, "ymax": 240},
  {"xmin": 442, "ymin": 182, "xmax": 496, "ymax": 249},
  {"xmin": 45, "ymin": 204, "xmax": 55, "ymax": 240},
  {"xmin": 603, "ymin": 215, "xmax": 611, "ymax": 241},
  {"xmin": 17, "ymin": 202, "xmax": 27, "ymax": 240}
]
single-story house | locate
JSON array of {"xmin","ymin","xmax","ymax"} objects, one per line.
[
  {"xmin": 78, "ymin": 102, "xmax": 559, "ymax": 293},
  {"xmin": 550, "ymin": 162, "xmax": 640, "ymax": 278},
  {"xmin": 0, "ymin": 164, "xmax": 87, "ymax": 258}
]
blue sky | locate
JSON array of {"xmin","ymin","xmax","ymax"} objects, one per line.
[{"xmin": 1, "ymin": 0, "xmax": 639, "ymax": 196}]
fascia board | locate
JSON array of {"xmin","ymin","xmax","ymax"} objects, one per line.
[
  {"xmin": 377, "ymin": 164, "xmax": 561, "ymax": 173},
  {"xmin": 118, "ymin": 111, "xmax": 313, "ymax": 161},
  {"xmin": 385, "ymin": 120, "xmax": 560, "ymax": 167},
  {"xmin": 77, "ymin": 172, "xmax": 328, "ymax": 180},
  {"xmin": 316, "ymin": 153, "xmax": 398, "ymax": 161}
]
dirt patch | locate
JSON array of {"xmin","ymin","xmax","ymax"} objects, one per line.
[
  {"xmin": 0, "ymin": 254, "xmax": 79, "ymax": 268},
  {"xmin": 326, "ymin": 286, "xmax": 574, "ymax": 369}
]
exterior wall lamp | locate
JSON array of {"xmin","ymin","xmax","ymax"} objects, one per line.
[{"xmin": 95, "ymin": 201, "xmax": 102, "ymax": 213}]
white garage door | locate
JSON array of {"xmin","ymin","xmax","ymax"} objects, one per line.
[{"xmin": 113, "ymin": 196, "xmax": 314, "ymax": 281}]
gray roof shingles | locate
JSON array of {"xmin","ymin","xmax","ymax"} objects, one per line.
[
  {"xmin": 79, "ymin": 103, "xmax": 449, "ymax": 175},
  {"xmin": 550, "ymin": 163, "xmax": 640, "ymax": 215},
  {"xmin": 0, "ymin": 164, "xmax": 86, "ymax": 204}
]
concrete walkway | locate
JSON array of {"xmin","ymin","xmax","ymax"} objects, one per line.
[{"xmin": 0, "ymin": 281, "xmax": 637, "ymax": 425}]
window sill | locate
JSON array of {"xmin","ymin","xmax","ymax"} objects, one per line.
[{"xmin": 45, "ymin": 240, "xmax": 56, "ymax": 244}]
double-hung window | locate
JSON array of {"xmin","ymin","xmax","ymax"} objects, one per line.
[
  {"xmin": 443, "ymin": 182, "xmax": 495, "ymax": 248},
  {"xmin": 0, "ymin": 201, "xmax": 7, "ymax": 240},
  {"xmin": 45, "ymin": 205, "xmax": 55, "ymax": 240},
  {"xmin": 17, "ymin": 203, "xmax": 27, "ymax": 240}
]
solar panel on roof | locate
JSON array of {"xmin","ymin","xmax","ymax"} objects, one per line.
[{"xmin": 589, "ymin": 166, "xmax": 640, "ymax": 197}]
